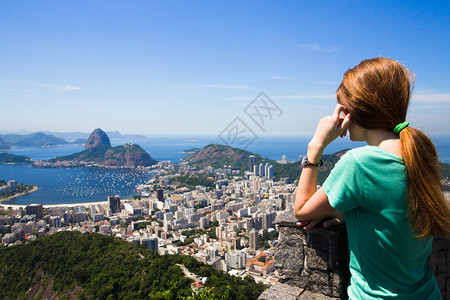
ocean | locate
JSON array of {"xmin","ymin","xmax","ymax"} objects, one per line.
[{"xmin": 1, "ymin": 134, "xmax": 449, "ymax": 205}]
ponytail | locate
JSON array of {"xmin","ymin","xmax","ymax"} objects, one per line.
[{"xmin": 400, "ymin": 127, "xmax": 450, "ymax": 238}]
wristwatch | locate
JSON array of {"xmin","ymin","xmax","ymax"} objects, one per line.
[{"xmin": 302, "ymin": 156, "xmax": 323, "ymax": 167}]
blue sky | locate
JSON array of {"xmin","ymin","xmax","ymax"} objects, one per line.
[{"xmin": 1, "ymin": 1, "xmax": 449, "ymax": 137}]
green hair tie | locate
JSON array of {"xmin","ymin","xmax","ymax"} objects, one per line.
[{"xmin": 393, "ymin": 121, "xmax": 410, "ymax": 134}]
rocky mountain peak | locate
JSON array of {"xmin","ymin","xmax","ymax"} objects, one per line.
[{"xmin": 84, "ymin": 128, "xmax": 111, "ymax": 150}]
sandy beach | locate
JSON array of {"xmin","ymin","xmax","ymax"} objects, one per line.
[{"xmin": 1, "ymin": 200, "xmax": 110, "ymax": 210}]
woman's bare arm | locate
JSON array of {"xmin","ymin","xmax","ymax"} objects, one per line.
[{"xmin": 295, "ymin": 104, "xmax": 350, "ymax": 227}]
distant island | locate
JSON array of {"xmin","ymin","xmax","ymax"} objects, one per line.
[
  {"xmin": 180, "ymin": 147, "xmax": 201, "ymax": 154},
  {"xmin": 0, "ymin": 132, "xmax": 69, "ymax": 147}
]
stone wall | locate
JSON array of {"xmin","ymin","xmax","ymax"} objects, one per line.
[
  {"xmin": 430, "ymin": 237, "xmax": 449, "ymax": 299},
  {"xmin": 259, "ymin": 210, "xmax": 450, "ymax": 300}
]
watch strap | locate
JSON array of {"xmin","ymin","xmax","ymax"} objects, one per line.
[{"xmin": 302, "ymin": 156, "xmax": 323, "ymax": 167}]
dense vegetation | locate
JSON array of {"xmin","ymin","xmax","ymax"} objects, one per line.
[
  {"xmin": 257, "ymin": 230, "xmax": 279, "ymax": 250},
  {"xmin": 174, "ymin": 227, "xmax": 218, "ymax": 246},
  {"xmin": 171, "ymin": 175, "xmax": 216, "ymax": 190},
  {"xmin": 0, "ymin": 153, "xmax": 33, "ymax": 164},
  {"xmin": 183, "ymin": 144, "xmax": 265, "ymax": 172},
  {"xmin": 0, "ymin": 231, "xmax": 266, "ymax": 299},
  {"xmin": 50, "ymin": 144, "xmax": 111, "ymax": 163}
]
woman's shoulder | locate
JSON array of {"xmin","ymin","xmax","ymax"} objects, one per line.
[
  {"xmin": 339, "ymin": 146, "xmax": 373, "ymax": 162},
  {"xmin": 345, "ymin": 146, "xmax": 403, "ymax": 163}
]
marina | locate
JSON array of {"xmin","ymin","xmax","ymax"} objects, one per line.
[{"xmin": 0, "ymin": 164, "xmax": 154, "ymax": 206}]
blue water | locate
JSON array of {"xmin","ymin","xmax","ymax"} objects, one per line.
[
  {"xmin": 0, "ymin": 165, "xmax": 153, "ymax": 206},
  {"xmin": 1, "ymin": 134, "xmax": 449, "ymax": 205}
]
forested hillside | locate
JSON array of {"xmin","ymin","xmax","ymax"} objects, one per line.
[{"xmin": 0, "ymin": 232, "xmax": 265, "ymax": 299}]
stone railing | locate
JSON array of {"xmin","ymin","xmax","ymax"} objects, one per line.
[{"xmin": 259, "ymin": 210, "xmax": 449, "ymax": 300}]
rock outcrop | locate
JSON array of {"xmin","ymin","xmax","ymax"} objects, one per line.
[
  {"xmin": 84, "ymin": 128, "xmax": 111, "ymax": 150},
  {"xmin": 267, "ymin": 210, "xmax": 349, "ymax": 299}
]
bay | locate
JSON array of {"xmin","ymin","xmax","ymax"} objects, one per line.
[{"xmin": 0, "ymin": 164, "xmax": 154, "ymax": 206}]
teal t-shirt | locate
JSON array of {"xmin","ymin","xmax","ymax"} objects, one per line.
[{"xmin": 323, "ymin": 146, "xmax": 441, "ymax": 299}]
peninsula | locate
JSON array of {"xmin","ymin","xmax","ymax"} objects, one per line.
[
  {"xmin": 0, "ymin": 180, "xmax": 38, "ymax": 204},
  {"xmin": 0, "ymin": 153, "xmax": 34, "ymax": 164}
]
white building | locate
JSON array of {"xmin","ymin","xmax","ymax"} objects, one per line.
[{"xmin": 225, "ymin": 250, "xmax": 247, "ymax": 270}]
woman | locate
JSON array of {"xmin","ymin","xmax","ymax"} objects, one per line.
[{"xmin": 294, "ymin": 57, "xmax": 450, "ymax": 299}]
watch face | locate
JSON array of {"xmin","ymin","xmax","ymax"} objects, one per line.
[{"xmin": 301, "ymin": 156, "xmax": 308, "ymax": 166}]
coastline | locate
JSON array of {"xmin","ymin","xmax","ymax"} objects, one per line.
[
  {"xmin": 0, "ymin": 186, "xmax": 111, "ymax": 209},
  {"xmin": 0, "ymin": 185, "xmax": 39, "ymax": 205},
  {"xmin": 1, "ymin": 200, "xmax": 110, "ymax": 210}
]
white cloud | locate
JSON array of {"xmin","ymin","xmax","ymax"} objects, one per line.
[
  {"xmin": 40, "ymin": 84, "xmax": 82, "ymax": 91},
  {"xmin": 272, "ymin": 76, "xmax": 292, "ymax": 80},
  {"xmin": 298, "ymin": 43, "xmax": 337, "ymax": 52},
  {"xmin": 227, "ymin": 93, "xmax": 335, "ymax": 101},
  {"xmin": 227, "ymin": 94, "xmax": 335, "ymax": 102},
  {"xmin": 227, "ymin": 96, "xmax": 255, "ymax": 101},
  {"xmin": 411, "ymin": 93, "xmax": 450, "ymax": 103},
  {"xmin": 274, "ymin": 94, "xmax": 335, "ymax": 100},
  {"xmin": 176, "ymin": 84, "xmax": 250, "ymax": 89}
]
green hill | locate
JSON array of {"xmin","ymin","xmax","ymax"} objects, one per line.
[
  {"xmin": 0, "ymin": 231, "xmax": 265, "ymax": 299},
  {"xmin": 183, "ymin": 144, "xmax": 345, "ymax": 184},
  {"xmin": 50, "ymin": 144, "xmax": 111, "ymax": 163}
]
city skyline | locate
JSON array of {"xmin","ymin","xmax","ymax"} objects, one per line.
[{"xmin": 1, "ymin": 1, "xmax": 449, "ymax": 136}]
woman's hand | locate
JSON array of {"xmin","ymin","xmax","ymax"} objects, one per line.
[
  {"xmin": 308, "ymin": 104, "xmax": 351, "ymax": 157},
  {"xmin": 297, "ymin": 211, "xmax": 344, "ymax": 230}
]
